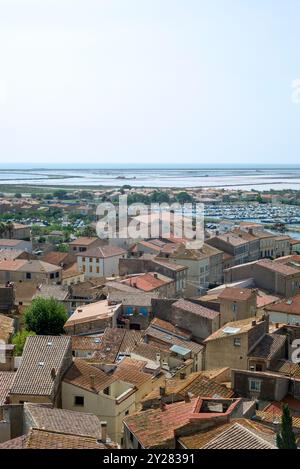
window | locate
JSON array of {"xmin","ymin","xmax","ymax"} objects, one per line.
[
  {"xmin": 234, "ymin": 338, "xmax": 241, "ymax": 347},
  {"xmin": 249, "ymin": 379, "xmax": 261, "ymax": 393},
  {"xmin": 125, "ymin": 410, "xmax": 129, "ymax": 416},
  {"xmin": 50, "ymin": 273, "xmax": 54, "ymax": 279},
  {"xmin": 130, "ymin": 433, "xmax": 134, "ymax": 442},
  {"xmin": 232, "ymin": 303, "xmax": 238, "ymax": 313},
  {"xmin": 74, "ymin": 395, "xmax": 84, "ymax": 406},
  {"xmin": 89, "ymin": 266, "xmax": 93, "ymax": 273},
  {"xmin": 55, "ymin": 272, "xmax": 59, "ymax": 278},
  {"xmin": 26, "ymin": 272, "xmax": 31, "ymax": 279},
  {"xmin": 103, "ymin": 387, "xmax": 110, "ymax": 395},
  {"xmin": 96, "ymin": 266, "xmax": 100, "ymax": 274}
]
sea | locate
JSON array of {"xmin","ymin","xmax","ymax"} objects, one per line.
[{"xmin": 1, "ymin": 164, "xmax": 300, "ymax": 190}]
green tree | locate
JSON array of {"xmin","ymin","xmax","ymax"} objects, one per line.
[
  {"xmin": 276, "ymin": 404, "xmax": 297, "ymax": 449},
  {"xmin": 176, "ymin": 191, "xmax": 193, "ymax": 204},
  {"xmin": 53, "ymin": 189, "xmax": 68, "ymax": 200},
  {"xmin": 57, "ymin": 243, "xmax": 69, "ymax": 252},
  {"xmin": 24, "ymin": 297, "xmax": 68, "ymax": 335},
  {"xmin": 12, "ymin": 330, "xmax": 36, "ymax": 356},
  {"xmin": 14, "ymin": 192, "xmax": 22, "ymax": 198}
]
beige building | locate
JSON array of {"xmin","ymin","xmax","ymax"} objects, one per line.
[
  {"xmin": 120, "ymin": 272, "xmax": 176, "ymax": 298},
  {"xmin": 0, "ymin": 259, "xmax": 62, "ymax": 284},
  {"xmin": 218, "ymin": 287, "xmax": 257, "ymax": 326},
  {"xmin": 169, "ymin": 243, "xmax": 223, "ymax": 293},
  {"xmin": 77, "ymin": 245, "xmax": 126, "ymax": 278},
  {"xmin": 204, "ymin": 316, "xmax": 269, "ymax": 371},
  {"xmin": 9, "ymin": 336, "xmax": 73, "ymax": 405},
  {"xmin": 69, "ymin": 237, "xmax": 103, "ymax": 254},
  {"xmin": 62, "ymin": 358, "xmax": 163, "ymax": 445},
  {"xmin": 64, "ymin": 299, "xmax": 121, "ymax": 335}
]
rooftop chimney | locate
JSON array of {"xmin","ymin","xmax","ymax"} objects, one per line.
[
  {"xmin": 100, "ymin": 421, "xmax": 108, "ymax": 443},
  {"xmin": 184, "ymin": 393, "xmax": 191, "ymax": 403},
  {"xmin": 153, "ymin": 273, "xmax": 158, "ymax": 279},
  {"xmin": 179, "ymin": 372, "xmax": 186, "ymax": 380},
  {"xmin": 251, "ymin": 320, "xmax": 256, "ymax": 326},
  {"xmin": 160, "ymin": 401, "xmax": 166, "ymax": 412},
  {"xmin": 159, "ymin": 386, "xmax": 166, "ymax": 397},
  {"xmin": 90, "ymin": 375, "xmax": 96, "ymax": 390}
]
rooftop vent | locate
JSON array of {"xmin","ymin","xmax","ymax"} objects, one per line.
[
  {"xmin": 38, "ymin": 361, "xmax": 44, "ymax": 367},
  {"xmin": 47, "ymin": 341, "xmax": 53, "ymax": 346},
  {"xmin": 223, "ymin": 326, "xmax": 240, "ymax": 335}
]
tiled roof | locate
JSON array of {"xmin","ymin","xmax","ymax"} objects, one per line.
[
  {"xmin": 122, "ymin": 272, "xmax": 173, "ymax": 292},
  {"xmin": 218, "ymin": 287, "xmax": 254, "ymax": 301},
  {"xmin": 0, "ymin": 314, "xmax": 14, "ymax": 342},
  {"xmin": 204, "ymin": 317, "xmax": 262, "ymax": 342},
  {"xmin": 124, "ymin": 398, "xmax": 196, "ymax": 448},
  {"xmin": 213, "ymin": 234, "xmax": 249, "ymax": 246},
  {"xmin": 69, "ymin": 237, "xmax": 99, "ymax": 246},
  {"xmin": 63, "ymin": 359, "xmax": 114, "ymax": 393},
  {"xmin": 78, "ymin": 245, "xmax": 126, "ymax": 258},
  {"xmin": 64, "ymin": 300, "xmax": 121, "ymax": 328},
  {"xmin": 0, "ymin": 259, "xmax": 27, "ymax": 271},
  {"xmin": 201, "ymin": 422, "xmax": 276, "ymax": 449},
  {"xmin": 0, "ymin": 435, "xmax": 27, "ymax": 449},
  {"xmin": 114, "ymin": 358, "xmax": 155, "ymax": 389},
  {"xmin": 41, "ymin": 251, "xmax": 69, "ymax": 266},
  {"xmin": 270, "ymin": 359, "xmax": 300, "ymax": 378},
  {"xmin": 151, "ymin": 318, "xmax": 191, "ymax": 339},
  {"xmin": 143, "ymin": 372, "xmax": 234, "ymax": 402},
  {"xmin": 172, "ymin": 298, "xmax": 219, "ymax": 320},
  {"xmin": 0, "ymin": 249, "xmax": 26, "ymax": 261},
  {"xmin": 257, "ymin": 259, "xmax": 299, "ymax": 276},
  {"xmin": 0, "ymin": 371, "xmax": 15, "ymax": 405},
  {"xmin": 152, "ymin": 257, "xmax": 187, "ymax": 272},
  {"xmin": 255, "ymin": 410, "xmax": 300, "ymax": 429},
  {"xmin": 71, "ymin": 335, "xmax": 102, "ymax": 351},
  {"xmin": 93, "ymin": 328, "xmax": 142, "ymax": 362},
  {"xmin": 265, "ymin": 294, "xmax": 300, "ymax": 315},
  {"xmin": 132, "ymin": 342, "xmax": 170, "ymax": 362},
  {"xmin": 24, "ymin": 403, "xmax": 103, "ymax": 438},
  {"xmin": 0, "ymin": 239, "xmax": 24, "ymax": 247},
  {"xmin": 10, "ymin": 336, "xmax": 71, "ymax": 397},
  {"xmin": 249, "ymin": 333, "xmax": 286, "ymax": 359},
  {"xmin": 33, "ymin": 284, "xmax": 68, "ymax": 301},
  {"xmin": 179, "ymin": 419, "xmax": 276, "ymax": 449},
  {"xmin": 145, "ymin": 325, "xmax": 204, "ymax": 355},
  {"xmin": 22, "ymin": 428, "xmax": 115, "ymax": 449}
]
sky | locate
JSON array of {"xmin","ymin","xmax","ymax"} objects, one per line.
[{"xmin": 1, "ymin": 0, "xmax": 300, "ymax": 166}]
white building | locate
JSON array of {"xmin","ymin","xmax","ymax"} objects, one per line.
[{"xmin": 77, "ymin": 245, "xmax": 127, "ymax": 278}]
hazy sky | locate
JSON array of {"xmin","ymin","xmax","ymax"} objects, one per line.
[{"xmin": 1, "ymin": 0, "xmax": 300, "ymax": 165}]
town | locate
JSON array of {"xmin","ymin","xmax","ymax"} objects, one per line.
[{"xmin": 0, "ymin": 186, "xmax": 300, "ymax": 450}]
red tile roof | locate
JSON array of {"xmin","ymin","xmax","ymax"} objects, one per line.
[{"xmin": 218, "ymin": 287, "xmax": 254, "ymax": 302}]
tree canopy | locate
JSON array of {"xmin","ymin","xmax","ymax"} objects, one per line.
[
  {"xmin": 12, "ymin": 330, "xmax": 36, "ymax": 356},
  {"xmin": 24, "ymin": 297, "xmax": 68, "ymax": 335},
  {"xmin": 276, "ymin": 404, "xmax": 297, "ymax": 449}
]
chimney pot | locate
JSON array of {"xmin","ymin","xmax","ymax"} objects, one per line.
[
  {"xmin": 100, "ymin": 421, "xmax": 107, "ymax": 443},
  {"xmin": 90, "ymin": 374, "xmax": 96, "ymax": 389}
]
